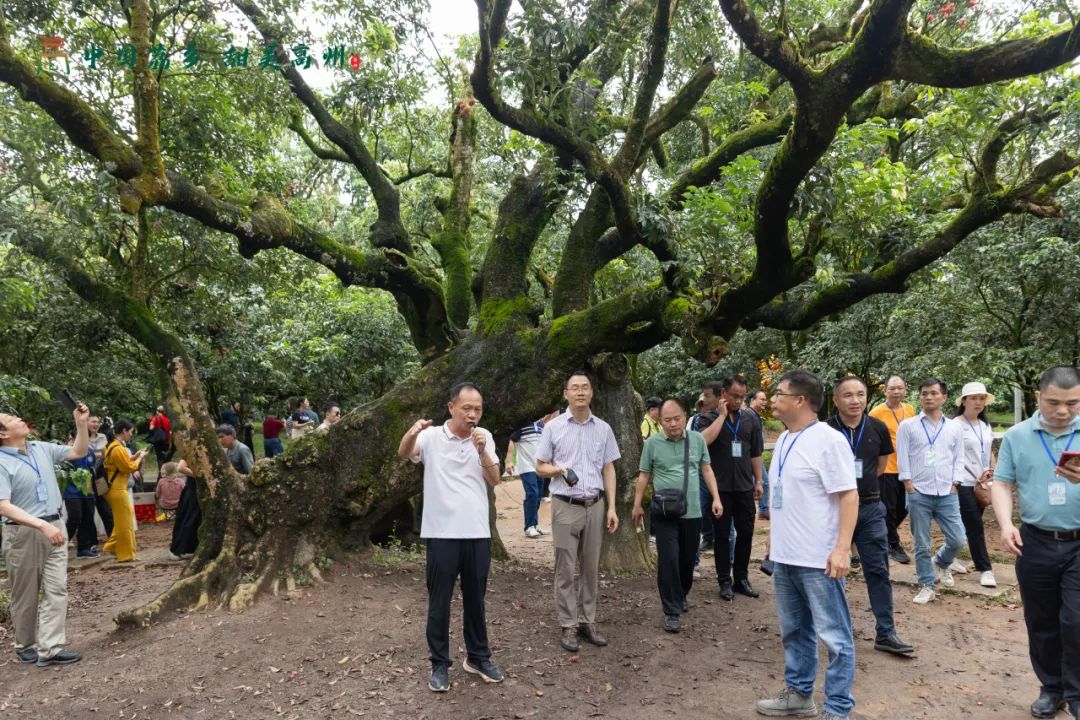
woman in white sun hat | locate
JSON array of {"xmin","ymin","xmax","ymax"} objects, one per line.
[{"xmin": 950, "ymin": 381, "xmax": 997, "ymax": 588}]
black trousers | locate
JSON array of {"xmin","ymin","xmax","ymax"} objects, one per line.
[
  {"xmin": 957, "ymin": 486, "xmax": 992, "ymax": 572},
  {"xmin": 64, "ymin": 497, "xmax": 97, "ymax": 552},
  {"xmin": 93, "ymin": 489, "xmax": 114, "ymax": 537},
  {"xmin": 652, "ymin": 513, "xmax": 701, "ymax": 616},
  {"xmin": 426, "ymin": 538, "xmax": 492, "ymax": 668},
  {"xmin": 713, "ymin": 490, "xmax": 756, "ymax": 582},
  {"xmin": 170, "ymin": 476, "xmax": 201, "ymax": 556},
  {"xmin": 879, "ymin": 473, "xmax": 908, "ymax": 549},
  {"xmin": 1016, "ymin": 525, "xmax": 1080, "ymax": 702}
]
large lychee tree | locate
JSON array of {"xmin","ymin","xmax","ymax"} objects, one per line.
[{"xmin": 1, "ymin": 0, "xmax": 1077, "ymax": 624}]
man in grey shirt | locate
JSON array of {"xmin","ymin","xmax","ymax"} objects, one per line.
[
  {"xmin": 217, "ymin": 424, "xmax": 255, "ymax": 474},
  {"xmin": 1, "ymin": 402, "xmax": 91, "ymax": 667}
]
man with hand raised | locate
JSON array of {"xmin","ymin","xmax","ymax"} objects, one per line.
[{"xmin": 399, "ymin": 382, "xmax": 503, "ymax": 693}]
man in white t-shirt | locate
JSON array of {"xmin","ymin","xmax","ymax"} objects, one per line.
[
  {"xmin": 757, "ymin": 370, "xmax": 859, "ymax": 720},
  {"xmin": 397, "ymin": 382, "xmax": 503, "ymax": 693}
]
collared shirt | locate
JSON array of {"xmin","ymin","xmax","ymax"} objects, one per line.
[
  {"xmin": 697, "ymin": 408, "xmax": 763, "ymax": 492},
  {"xmin": 411, "ymin": 422, "xmax": 498, "ymax": 539},
  {"xmin": 826, "ymin": 414, "xmax": 893, "ymax": 500},
  {"xmin": 896, "ymin": 412, "xmax": 966, "ymax": 496},
  {"xmin": 953, "ymin": 415, "xmax": 993, "ymax": 486},
  {"xmin": 0, "ymin": 441, "xmax": 70, "ymax": 518},
  {"xmin": 995, "ymin": 412, "xmax": 1080, "ymax": 531},
  {"xmin": 536, "ymin": 411, "xmax": 620, "ymax": 500},
  {"xmin": 639, "ymin": 431, "xmax": 710, "ymax": 518},
  {"xmin": 869, "ymin": 401, "xmax": 915, "ymax": 475}
]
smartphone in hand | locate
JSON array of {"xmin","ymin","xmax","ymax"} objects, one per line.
[{"xmin": 54, "ymin": 388, "xmax": 78, "ymax": 413}]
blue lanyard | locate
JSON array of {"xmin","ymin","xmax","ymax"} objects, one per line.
[
  {"xmin": 0, "ymin": 447, "xmax": 42, "ymax": 481},
  {"xmin": 777, "ymin": 421, "xmax": 816, "ymax": 481},
  {"xmin": 1037, "ymin": 429, "xmax": 1077, "ymax": 467},
  {"xmin": 964, "ymin": 418, "xmax": 987, "ymax": 464},
  {"xmin": 836, "ymin": 415, "xmax": 866, "ymax": 453},
  {"xmin": 724, "ymin": 410, "xmax": 742, "ymax": 438},
  {"xmin": 920, "ymin": 416, "xmax": 945, "ymax": 447}
]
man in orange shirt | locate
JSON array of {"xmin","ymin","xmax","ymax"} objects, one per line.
[{"xmin": 869, "ymin": 376, "xmax": 916, "ymax": 564}]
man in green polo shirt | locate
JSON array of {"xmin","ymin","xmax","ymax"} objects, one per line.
[
  {"xmin": 633, "ymin": 398, "xmax": 722, "ymax": 634},
  {"xmin": 992, "ymin": 366, "xmax": 1080, "ymax": 720}
]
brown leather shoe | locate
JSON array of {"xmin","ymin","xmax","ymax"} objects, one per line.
[
  {"xmin": 577, "ymin": 623, "xmax": 608, "ymax": 647},
  {"xmin": 560, "ymin": 627, "xmax": 580, "ymax": 653}
]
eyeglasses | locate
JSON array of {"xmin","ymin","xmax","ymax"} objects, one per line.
[{"xmin": 771, "ymin": 391, "xmax": 803, "ymax": 399}]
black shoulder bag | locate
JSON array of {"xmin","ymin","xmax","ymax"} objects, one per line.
[{"xmin": 650, "ymin": 437, "xmax": 690, "ymax": 520}]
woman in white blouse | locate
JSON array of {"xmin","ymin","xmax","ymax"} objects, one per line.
[{"xmin": 950, "ymin": 382, "xmax": 997, "ymax": 588}]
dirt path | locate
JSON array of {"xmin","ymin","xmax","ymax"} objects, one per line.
[{"xmin": 0, "ymin": 483, "xmax": 1042, "ymax": 720}]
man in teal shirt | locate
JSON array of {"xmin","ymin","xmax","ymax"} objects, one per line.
[
  {"xmin": 633, "ymin": 398, "xmax": 722, "ymax": 633},
  {"xmin": 992, "ymin": 366, "xmax": 1080, "ymax": 720}
]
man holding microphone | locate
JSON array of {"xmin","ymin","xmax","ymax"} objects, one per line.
[{"xmin": 398, "ymin": 382, "xmax": 503, "ymax": 693}]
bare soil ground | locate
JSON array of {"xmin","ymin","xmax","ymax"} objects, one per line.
[{"xmin": 0, "ymin": 482, "xmax": 1044, "ymax": 720}]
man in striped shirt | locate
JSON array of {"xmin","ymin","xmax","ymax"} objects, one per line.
[
  {"xmin": 896, "ymin": 379, "xmax": 967, "ymax": 605},
  {"xmin": 507, "ymin": 409, "xmax": 560, "ymax": 538},
  {"xmin": 535, "ymin": 369, "xmax": 621, "ymax": 653}
]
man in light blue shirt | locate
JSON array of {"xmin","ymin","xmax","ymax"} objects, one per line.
[
  {"xmin": 1, "ymin": 403, "xmax": 90, "ymax": 667},
  {"xmin": 992, "ymin": 366, "xmax": 1080, "ymax": 720},
  {"xmin": 896, "ymin": 379, "xmax": 967, "ymax": 604}
]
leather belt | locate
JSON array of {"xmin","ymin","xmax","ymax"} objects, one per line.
[
  {"xmin": 554, "ymin": 494, "xmax": 601, "ymax": 507},
  {"xmin": 859, "ymin": 496, "xmax": 881, "ymax": 506},
  {"xmin": 1, "ymin": 513, "xmax": 59, "ymax": 526},
  {"xmin": 1027, "ymin": 525, "xmax": 1080, "ymax": 541}
]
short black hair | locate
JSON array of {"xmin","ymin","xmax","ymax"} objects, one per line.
[
  {"xmin": 645, "ymin": 396, "xmax": 663, "ymax": 410},
  {"xmin": 919, "ymin": 378, "xmax": 947, "ymax": 395},
  {"xmin": 834, "ymin": 375, "xmax": 867, "ymax": 393},
  {"xmin": 216, "ymin": 423, "xmax": 237, "ymax": 437},
  {"xmin": 750, "ymin": 388, "xmax": 767, "ymax": 400},
  {"xmin": 564, "ymin": 369, "xmax": 594, "ymax": 388},
  {"xmin": 779, "ymin": 369, "xmax": 825, "ymax": 411},
  {"xmin": 449, "ymin": 382, "xmax": 482, "ymax": 403},
  {"xmin": 1039, "ymin": 365, "xmax": 1080, "ymax": 392},
  {"xmin": 703, "ymin": 380, "xmax": 724, "ymax": 397},
  {"xmin": 322, "ymin": 401, "xmax": 340, "ymax": 415},
  {"xmin": 723, "ymin": 376, "xmax": 748, "ymax": 390},
  {"xmin": 105, "ymin": 419, "xmax": 134, "ymax": 444},
  {"xmin": 660, "ymin": 397, "xmax": 687, "ymax": 415}
]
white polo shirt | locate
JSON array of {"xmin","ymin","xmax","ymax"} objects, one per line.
[{"xmin": 411, "ymin": 423, "xmax": 498, "ymax": 539}]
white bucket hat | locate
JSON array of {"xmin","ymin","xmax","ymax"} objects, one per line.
[{"xmin": 956, "ymin": 381, "xmax": 996, "ymax": 407}]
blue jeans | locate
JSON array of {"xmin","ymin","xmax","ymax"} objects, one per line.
[
  {"xmin": 263, "ymin": 437, "xmax": 284, "ymax": 458},
  {"xmin": 851, "ymin": 501, "xmax": 895, "ymax": 640},
  {"xmin": 906, "ymin": 490, "xmax": 967, "ymax": 588},
  {"xmin": 759, "ymin": 467, "xmax": 770, "ymax": 515},
  {"xmin": 774, "ymin": 562, "xmax": 856, "ymax": 717},
  {"xmin": 521, "ymin": 472, "xmax": 542, "ymax": 530}
]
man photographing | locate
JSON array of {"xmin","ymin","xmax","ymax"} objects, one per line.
[
  {"xmin": 398, "ymin": 382, "xmax": 503, "ymax": 693},
  {"xmin": 1, "ymin": 399, "xmax": 91, "ymax": 667}
]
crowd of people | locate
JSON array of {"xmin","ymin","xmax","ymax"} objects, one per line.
[{"xmin": 409, "ymin": 365, "xmax": 1080, "ymax": 720}]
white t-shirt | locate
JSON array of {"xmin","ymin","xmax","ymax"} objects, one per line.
[
  {"xmin": 768, "ymin": 421, "xmax": 857, "ymax": 570},
  {"xmin": 411, "ymin": 423, "xmax": 498, "ymax": 539}
]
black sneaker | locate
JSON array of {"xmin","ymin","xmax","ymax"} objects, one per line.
[
  {"xmin": 663, "ymin": 614, "xmax": 680, "ymax": 633},
  {"xmin": 35, "ymin": 649, "xmax": 81, "ymax": 667},
  {"xmin": 76, "ymin": 549, "xmax": 101, "ymax": 558},
  {"xmin": 15, "ymin": 648, "xmax": 38, "ymax": 664},
  {"xmin": 428, "ymin": 664, "xmax": 450, "ymax": 692},
  {"xmin": 462, "ymin": 657, "xmax": 504, "ymax": 684},
  {"xmin": 889, "ymin": 547, "xmax": 911, "ymax": 564},
  {"xmin": 874, "ymin": 635, "xmax": 915, "ymax": 655}
]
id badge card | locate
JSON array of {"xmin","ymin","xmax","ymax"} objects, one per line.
[
  {"xmin": 854, "ymin": 459, "xmax": 864, "ymax": 477},
  {"xmin": 924, "ymin": 450, "xmax": 936, "ymax": 465},
  {"xmin": 772, "ymin": 483, "xmax": 783, "ymax": 509},
  {"xmin": 732, "ymin": 441, "xmax": 743, "ymax": 458},
  {"xmin": 36, "ymin": 482, "xmax": 48, "ymax": 502},
  {"xmin": 1049, "ymin": 481, "xmax": 1068, "ymax": 506}
]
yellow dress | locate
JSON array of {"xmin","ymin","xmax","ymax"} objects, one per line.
[{"xmin": 101, "ymin": 440, "xmax": 139, "ymax": 562}]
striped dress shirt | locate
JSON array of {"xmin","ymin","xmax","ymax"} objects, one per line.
[
  {"xmin": 535, "ymin": 411, "xmax": 621, "ymax": 499},
  {"xmin": 896, "ymin": 412, "xmax": 966, "ymax": 496}
]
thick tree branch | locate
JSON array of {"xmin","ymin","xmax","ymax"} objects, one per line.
[
  {"xmin": 891, "ymin": 25, "xmax": 1080, "ymax": 88},
  {"xmin": 288, "ymin": 114, "xmax": 350, "ymax": 163},
  {"xmin": 642, "ymin": 59, "xmax": 718, "ymax": 149},
  {"xmin": 717, "ymin": 0, "xmax": 811, "ymax": 93},
  {"xmin": 432, "ymin": 96, "xmax": 478, "ymax": 329}
]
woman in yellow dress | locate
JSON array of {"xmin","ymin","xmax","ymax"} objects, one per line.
[{"xmin": 101, "ymin": 420, "xmax": 149, "ymax": 562}]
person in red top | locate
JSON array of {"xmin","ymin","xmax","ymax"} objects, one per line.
[
  {"xmin": 155, "ymin": 407, "xmax": 172, "ymax": 446},
  {"xmin": 262, "ymin": 416, "xmax": 285, "ymax": 458}
]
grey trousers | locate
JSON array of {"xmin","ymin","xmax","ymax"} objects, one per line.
[
  {"xmin": 2, "ymin": 520, "xmax": 69, "ymax": 658},
  {"xmin": 551, "ymin": 498, "xmax": 605, "ymax": 628}
]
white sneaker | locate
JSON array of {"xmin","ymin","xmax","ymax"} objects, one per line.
[
  {"xmin": 525, "ymin": 526, "xmax": 541, "ymax": 538},
  {"xmin": 541, "ymin": 497, "xmax": 552, "ymax": 503},
  {"xmin": 692, "ymin": 568, "xmax": 702, "ymax": 579},
  {"xmin": 913, "ymin": 586, "xmax": 936, "ymax": 604},
  {"xmin": 535, "ymin": 526, "xmax": 548, "ymax": 535},
  {"xmin": 939, "ymin": 566, "xmax": 955, "ymax": 588},
  {"xmin": 980, "ymin": 570, "xmax": 997, "ymax": 588},
  {"xmin": 948, "ymin": 560, "xmax": 969, "ymax": 574}
]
